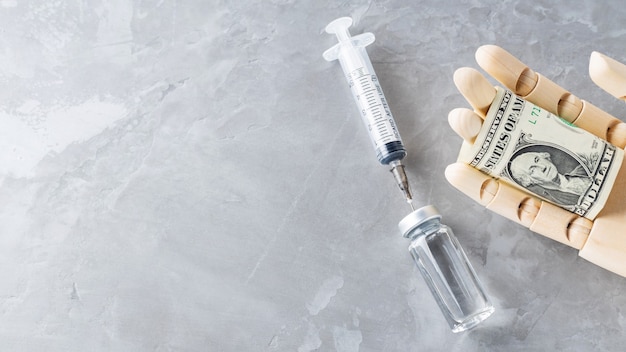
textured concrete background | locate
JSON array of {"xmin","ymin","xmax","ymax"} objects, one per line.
[{"xmin": 1, "ymin": 0, "xmax": 626, "ymax": 351}]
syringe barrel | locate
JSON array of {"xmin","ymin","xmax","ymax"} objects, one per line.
[
  {"xmin": 342, "ymin": 48, "xmax": 406, "ymax": 164},
  {"xmin": 324, "ymin": 20, "xmax": 407, "ymax": 165}
]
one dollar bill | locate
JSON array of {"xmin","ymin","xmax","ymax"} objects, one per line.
[{"xmin": 458, "ymin": 87, "xmax": 624, "ymax": 220}]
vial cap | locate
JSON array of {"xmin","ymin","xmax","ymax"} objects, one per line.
[{"xmin": 398, "ymin": 205, "xmax": 442, "ymax": 238}]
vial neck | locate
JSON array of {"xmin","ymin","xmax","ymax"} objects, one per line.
[{"xmin": 408, "ymin": 219, "xmax": 441, "ymax": 240}]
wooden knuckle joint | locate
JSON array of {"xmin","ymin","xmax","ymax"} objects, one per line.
[{"xmin": 529, "ymin": 201, "xmax": 589, "ymax": 249}]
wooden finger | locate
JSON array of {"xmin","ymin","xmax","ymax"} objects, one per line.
[
  {"xmin": 445, "ymin": 162, "xmax": 591, "ymax": 249},
  {"xmin": 448, "ymin": 108, "xmax": 483, "ymax": 143},
  {"xmin": 589, "ymin": 51, "xmax": 626, "ymax": 101},
  {"xmin": 445, "ymin": 163, "xmax": 499, "ymax": 207},
  {"xmin": 475, "ymin": 45, "xmax": 581, "ymax": 121},
  {"xmin": 528, "ymin": 202, "xmax": 590, "ymax": 249},
  {"xmin": 445, "ymin": 162, "xmax": 539, "ymax": 226},
  {"xmin": 476, "ymin": 45, "xmax": 626, "ymax": 148},
  {"xmin": 571, "ymin": 102, "xmax": 626, "ymax": 148},
  {"xmin": 474, "ymin": 44, "xmax": 537, "ymax": 96},
  {"xmin": 453, "ymin": 67, "xmax": 496, "ymax": 117}
]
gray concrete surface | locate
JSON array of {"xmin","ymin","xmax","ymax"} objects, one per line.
[{"xmin": 1, "ymin": 0, "xmax": 626, "ymax": 351}]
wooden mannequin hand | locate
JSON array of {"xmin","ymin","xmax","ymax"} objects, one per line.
[{"xmin": 446, "ymin": 45, "xmax": 626, "ymax": 277}]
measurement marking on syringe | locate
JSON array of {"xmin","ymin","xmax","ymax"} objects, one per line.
[{"xmin": 347, "ymin": 69, "xmax": 401, "ymax": 146}]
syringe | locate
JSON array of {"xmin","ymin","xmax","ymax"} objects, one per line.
[{"xmin": 323, "ymin": 17, "xmax": 414, "ymax": 209}]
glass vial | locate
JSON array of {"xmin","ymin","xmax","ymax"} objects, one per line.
[{"xmin": 399, "ymin": 205, "xmax": 494, "ymax": 332}]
